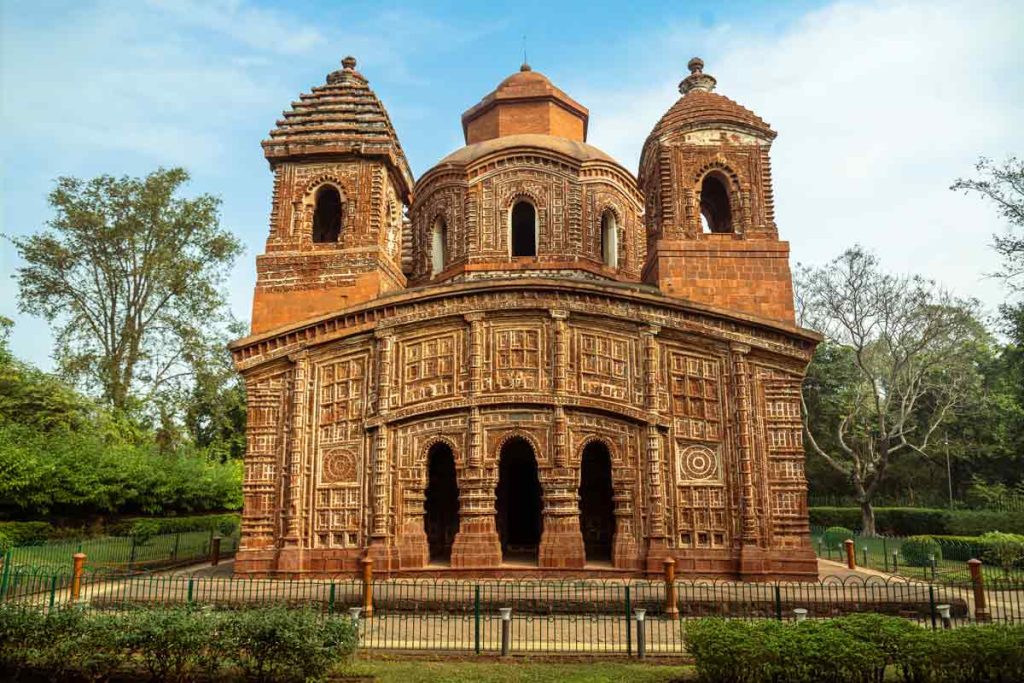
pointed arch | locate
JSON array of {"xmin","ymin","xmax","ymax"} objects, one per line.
[{"xmin": 312, "ymin": 185, "xmax": 343, "ymax": 243}]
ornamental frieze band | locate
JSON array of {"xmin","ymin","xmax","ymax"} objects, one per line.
[{"xmin": 231, "ymin": 55, "xmax": 821, "ymax": 579}]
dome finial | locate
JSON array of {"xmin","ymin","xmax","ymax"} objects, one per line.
[
  {"xmin": 520, "ymin": 62, "xmax": 531, "ymax": 72},
  {"xmin": 679, "ymin": 56, "xmax": 716, "ymax": 95},
  {"xmin": 342, "ymin": 56, "xmax": 357, "ymax": 70}
]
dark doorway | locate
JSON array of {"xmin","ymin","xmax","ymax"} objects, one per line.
[
  {"xmin": 495, "ymin": 437, "xmax": 542, "ymax": 561},
  {"xmin": 579, "ymin": 441, "xmax": 615, "ymax": 563},
  {"xmin": 510, "ymin": 201, "xmax": 536, "ymax": 256},
  {"xmin": 699, "ymin": 174, "xmax": 732, "ymax": 233},
  {"xmin": 313, "ymin": 185, "xmax": 343, "ymax": 243},
  {"xmin": 424, "ymin": 443, "xmax": 459, "ymax": 563}
]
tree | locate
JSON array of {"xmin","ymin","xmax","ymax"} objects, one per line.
[
  {"xmin": 951, "ymin": 156, "xmax": 1024, "ymax": 290},
  {"xmin": 10, "ymin": 168, "xmax": 242, "ymax": 415},
  {"xmin": 797, "ymin": 247, "xmax": 983, "ymax": 535}
]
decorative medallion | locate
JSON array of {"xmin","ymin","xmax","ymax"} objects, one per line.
[
  {"xmin": 322, "ymin": 449, "xmax": 357, "ymax": 484},
  {"xmin": 678, "ymin": 444, "xmax": 718, "ymax": 481}
]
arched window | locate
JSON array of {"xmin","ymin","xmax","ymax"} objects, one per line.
[
  {"xmin": 699, "ymin": 174, "xmax": 733, "ymax": 233},
  {"xmin": 600, "ymin": 210, "xmax": 618, "ymax": 268},
  {"xmin": 312, "ymin": 185, "xmax": 343, "ymax": 243},
  {"xmin": 431, "ymin": 217, "xmax": 448, "ymax": 276},
  {"xmin": 510, "ymin": 201, "xmax": 537, "ymax": 257}
]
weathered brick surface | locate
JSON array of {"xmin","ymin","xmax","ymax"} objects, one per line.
[{"xmin": 234, "ymin": 58, "xmax": 819, "ymax": 580}]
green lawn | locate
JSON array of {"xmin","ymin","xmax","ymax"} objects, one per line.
[{"xmin": 345, "ymin": 660, "xmax": 692, "ymax": 682}]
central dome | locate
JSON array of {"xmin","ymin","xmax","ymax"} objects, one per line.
[{"xmin": 461, "ymin": 63, "xmax": 589, "ymax": 144}]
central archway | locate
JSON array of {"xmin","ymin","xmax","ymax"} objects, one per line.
[
  {"xmin": 495, "ymin": 436, "xmax": 542, "ymax": 562},
  {"xmin": 579, "ymin": 441, "xmax": 615, "ymax": 564},
  {"xmin": 424, "ymin": 442, "xmax": 459, "ymax": 563}
]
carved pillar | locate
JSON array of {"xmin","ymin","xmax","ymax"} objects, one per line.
[
  {"xmin": 640, "ymin": 325, "xmax": 668, "ymax": 570},
  {"xmin": 367, "ymin": 331, "xmax": 395, "ymax": 569},
  {"xmin": 451, "ymin": 315, "xmax": 502, "ymax": 568},
  {"xmin": 731, "ymin": 342, "xmax": 768, "ymax": 578},
  {"xmin": 551, "ymin": 309, "xmax": 569, "ymax": 397},
  {"xmin": 612, "ymin": 477, "xmax": 641, "ymax": 570},
  {"xmin": 539, "ymin": 404, "xmax": 585, "ymax": 568},
  {"xmin": 278, "ymin": 352, "xmax": 309, "ymax": 572}
]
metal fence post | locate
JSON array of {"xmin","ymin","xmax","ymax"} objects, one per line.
[
  {"xmin": 882, "ymin": 537, "xmax": 889, "ymax": 571},
  {"xmin": 474, "ymin": 585, "xmax": 481, "ymax": 655},
  {"xmin": 361, "ymin": 556, "xmax": 374, "ymax": 618},
  {"xmin": 928, "ymin": 585, "xmax": 937, "ymax": 630},
  {"xmin": 892, "ymin": 551, "xmax": 899, "ymax": 575},
  {"xmin": 328, "ymin": 582, "xmax": 336, "ymax": 614},
  {"xmin": 862, "ymin": 547, "xmax": 868, "ymax": 568},
  {"xmin": 187, "ymin": 577, "xmax": 194, "ymax": 604},
  {"xmin": 625, "ymin": 584, "xmax": 632, "ymax": 656},
  {"xmin": 210, "ymin": 536, "xmax": 222, "ymax": 566},
  {"xmin": 0, "ymin": 549, "xmax": 11, "ymax": 601},
  {"xmin": 128, "ymin": 538, "xmax": 137, "ymax": 569},
  {"xmin": 634, "ymin": 609, "xmax": 646, "ymax": 659},
  {"xmin": 70, "ymin": 552, "xmax": 86, "ymax": 602},
  {"xmin": 172, "ymin": 533, "xmax": 180, "ymax": 562},
  {"xmin": 663, "ymin": 558, "xmax": 679, "ymax": 620},
  {"xmin": 774, "ymin": 585, "xmax": 783, "ymax": 621},
  {"xmin": 48, "ymin": 574, "xmax": 58, "ymax": 612},
  {"xmin": 968, "ymin": 558, "xmax": 990, "ymax": 622}
]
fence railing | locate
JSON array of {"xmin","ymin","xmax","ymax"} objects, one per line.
[
  {"xmin": 1, "ymin": 564, "xmax": 1021, "ymax": 656},
  {"xmin": 810, "ymin": 526, "xmax": 1024, "ymax": 585},
  {"xmin": 4, "ymin": 530, "xmax": 240, "ymax": 573}
]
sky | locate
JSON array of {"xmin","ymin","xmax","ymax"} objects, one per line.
[{"xmin": 1, "ymin": 0, "xmax": 1022, "ymax": 370}]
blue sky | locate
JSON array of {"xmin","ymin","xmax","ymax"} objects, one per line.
[{"xmin": 2, "ymin": 0, "xmax": 1022, "ymax": 369}]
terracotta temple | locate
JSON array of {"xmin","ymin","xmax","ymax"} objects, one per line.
[{"xmin": 229, "ymin": 56, "xmax": 820, "ymax": 579}]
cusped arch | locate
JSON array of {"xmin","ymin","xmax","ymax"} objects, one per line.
[
  {"xmin": 494, "ymin": 430, "xmax": 545, "ymax": 471},
  {"xmin": 301, "ymin": 174, "xmax": 350, "ymax": 204},
  {"xmin": 418, "ymin": 435, "xmax": 462, "ymax": 471}
]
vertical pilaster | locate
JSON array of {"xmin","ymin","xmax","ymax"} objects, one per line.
[
  {"xmin": 367, "ymin": 330, "xmax": 395, "ymax": 570},
  {"xmin": 283, "ymin": 351, "xmax": 309, "ymax": 547},
  {"xmin": 551, "ymin": 309, "xmax": 569, "ymax": 397},
  {"xmin": 730, "ymin": 343, "xmax": 760, "ymax": 546},
  {"xmin": 450, "ymin": 314, "xmax": 502, "ymax": 567},
  {"xmin": 640, "ymin": 325, "xmax": 667, "ymax": 567}
]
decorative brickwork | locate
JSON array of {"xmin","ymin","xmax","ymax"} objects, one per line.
[{"xmin": 233, "ymin": 57, "xmax": 820, "ymax": 580}]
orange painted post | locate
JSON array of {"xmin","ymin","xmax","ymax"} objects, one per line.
[
  {"xmin": 70, "ymin": 552, "xmax": 86, "ymax": 602},
  {"xmin": 361, "ymin": 556, "xmax": 374, "ymax": 618},
  {"xmin": 843, "ymin": 539, "xmax": 856, "ymax": 570},
  {"xmin": 663, "ymin": 558, "xmax": 679, "ymax": 620},
  {"xmin": 968, "ymin": 559, "xmax": 990, "ymax": 622},
  {"xmin": 210, "ymin": 536, "xmax": 222, "ymax": 566}
]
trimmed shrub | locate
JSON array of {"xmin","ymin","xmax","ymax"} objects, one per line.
[
  {"xmin": 900, "ymin": 535, "xmax": 942, "ymax": 567},
  {"xmin": 0, "ymin": 521, "xmax": 55, "ymax": 545},
  {"xmin": 108, "ymin": 513, "xmax": 240, "ymax": 538},
  {"xmin": 685, "ymin": 616, "xmax": 1024, "ymax": 683},
  {"xmin": 978, "ymin": 531, "xmax": 1024, "ymax": 573},
  {"xmin": 810, "ymin": 507, "xmax": 1024, "ymax": 536},
  {"xmin": 822, "ymin": 526, "xmax": 855, "ymax": 550},
  {"xmin": 0, "ymin": 605, "xmax": 359, "ymax": 682}
]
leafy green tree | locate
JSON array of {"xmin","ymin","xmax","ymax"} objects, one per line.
[
  {"xmin": 951, "ymin": 156, "xmax": 1024, "ymax": 289},
  {"xmin": 797, "ymin": 247, "xmax": 984, "ymax": 535},
  {"xmin": 10, "ymin": 168, "xmax": 242, "ymax": 415}
]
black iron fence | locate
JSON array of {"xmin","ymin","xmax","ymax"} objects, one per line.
[{"xmin": 1, "ymin": 566, "xmax": 1021, "ymax": 656}]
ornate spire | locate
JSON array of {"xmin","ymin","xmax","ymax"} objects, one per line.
[
  {"xmin": 327, "ymin": 55, "xmax": 365, "ymax": 85},
  {"xmin": 679, "ymin": 57, "xmax": 717, "ymax": 95}
]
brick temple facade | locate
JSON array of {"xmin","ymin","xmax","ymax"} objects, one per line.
[{"xmin": 229, "ymin": 56, "xmax": 820, "ymax": 579}]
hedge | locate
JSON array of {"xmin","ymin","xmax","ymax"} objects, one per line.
[
  {"xmin": 809, "ymin": 507, "xmax": 1024, "ymax": 536},
  {"xmin": 0, "ymin": 604, "xmax": 358, "ymax": 682},
  {"xmin": 0, "ymin": 514, "xmax": 240, "ymax": 547},
  {"xmin": 685, "ymin": 615, "xmax": 1024, "ymax": 683}
]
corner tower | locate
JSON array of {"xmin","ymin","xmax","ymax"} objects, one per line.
[
  {"xmin": 639, "ymin": 58, "xmax": 794, "ymax": 323},
  {"xmin": 251, "ymin": 57, "xmax": 414, "ymax": 334}
]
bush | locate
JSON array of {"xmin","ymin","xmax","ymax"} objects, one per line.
[
  {"xmin": 900, "ymin": 536, "xmax": 942, "ymax": 567},
  {"xmin": 822, "ymin": 526, "xmax": 855, "ymax": 550},
  {"xmin": 684, "ymin": 616, "xmax": 1024, "ymax": 683},
  {"xmin": 0, "ymin": 605, "xmax": 358, "ymax": 682},
  {"xmin": 108, "ymin": 513, "xmax": 240, "ymax": 538},
  {"xmin": 978, "ymin": 532, "xmax": 1024, "ymax": 573},
  {"xmin": 0, "ymin": 521, "xmax": 55, "ymax": 545},
  {"xmin": 810, "ymin": 507, "xmax": 1024, "ymax": 536}
]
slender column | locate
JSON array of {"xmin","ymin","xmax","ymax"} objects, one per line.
[
  {"xmin": 730, "ymin": 342, "xmax": 760, "ymax": 546},
  {"xmin": 371, "ymin": 425, "xmax": 390, "ymax": 541},
  {"xmin": 539, "ymin": 404, "xmax": 584, "ymax": 568},
  {"xmin": 283, "ymin": 351, "xmax": 309, "ymax": 547},
  {"xmin": 367, "ymin": 331, "xmax": 395, "ymax": 569},
  {"xmin": 375, "ymin": 330, "xmax": 394, "ymax": 415},
  {"xmin": 551, "ymin": 309, "xmax": 569, "ymax": 397},
  {"xmin": 466, "ymin": 312, "xmax": 485, "ymax": 402},
  {"xmin": 640, "ymin": 326, "xmax": 667, "ymax": 547}
]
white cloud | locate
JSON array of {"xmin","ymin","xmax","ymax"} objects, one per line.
[{"xmin": 583, "ymin": 0, "xmax": 1023, "ymax": 313}]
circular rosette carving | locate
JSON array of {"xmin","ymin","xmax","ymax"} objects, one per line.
[
  {"xmin": 678, "ymin": 444, "xmax": 719, "ymax": 481},
  {"xmin": 321, "ymin": 449, "xmax": 357, "ymax": 484}
]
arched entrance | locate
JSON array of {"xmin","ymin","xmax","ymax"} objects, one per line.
[
  {"xmin": 579, "ymin": 441, "xmax": 615, "ymax": 564},
  {"xmin": 424, "ymin": 442, "xmax": 459, "ymax": 563},
  {"xmin": 495, "ymin": 437, "xmax": 542, "ymax": 562}
]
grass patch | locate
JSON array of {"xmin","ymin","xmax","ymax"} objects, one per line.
[{"xmin": 345, "ymin": 660, "xmax": 693, "ymax": 682}]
